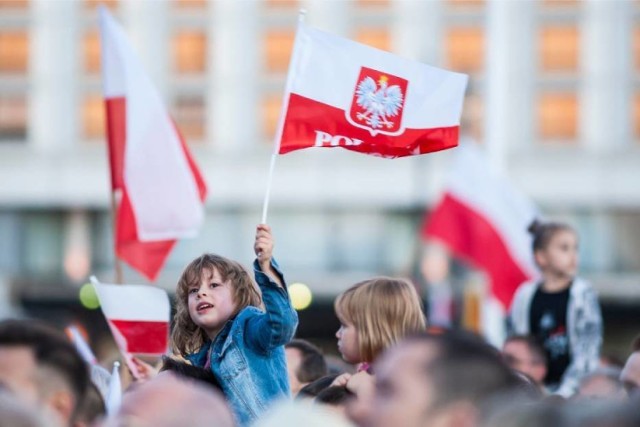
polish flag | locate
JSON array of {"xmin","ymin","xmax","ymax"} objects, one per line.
[
  {"xmin": 92, "ymin": 276, "xmax": 170, "ymax": 356},
  {"xmin": 275, "ymin": 22, "xmax": 468, "ymax": 158},
  {"xmin": 421, "ymin": 142, "xmax": 537, "ymax": 321},
  {"xmin": 99, "ymin": 7, "xmax": 207, "ymax": 281}
]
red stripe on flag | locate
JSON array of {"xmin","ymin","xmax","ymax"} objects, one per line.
[
  {"xmin": 279, "ymin": 93, "xmax": 459, "ymax": 157},
  {"xmin": 422, "ymin": 193, "xmax": 529, "ymax": 309},
  {"xmin": 116, "ymin": 189, "xmax": 176, "ymax": 281},
  {"xmin": 106, "ymin": 103, "xmax": 207, "ymax": 282},
  {"xmin": 105, "ymin": 98, "xmax": 126, "ymax": 191},
  {"xmin": 109, "ymin": 319, "xmax": 168, "ymax": 355}
]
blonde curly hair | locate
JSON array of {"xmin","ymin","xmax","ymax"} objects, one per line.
[
  {"xmin": 171, "ymin": 254, "xmax": 262, "ymax": 356},
  {"xmin": 334, "ymin": 277, "xmax": 426, "ymax": 363}
]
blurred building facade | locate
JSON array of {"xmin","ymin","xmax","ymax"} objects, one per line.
[{"xmin": 0, "ymin": 0, "xmax": 639, "ymax": 319}]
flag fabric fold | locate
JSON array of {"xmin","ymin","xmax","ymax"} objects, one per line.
[
  {"xmin": 99, "ymin": 6, "xmax": 207, "ymax": 281},
  {"xmin": 275, "ymin": 22, "xmax": 468, "ymax": 158},
  {"xmin": 421, "ymin": 142, "xmax": 538, "ymax": 311},
  {"xmin": 92, "ymin": 277, "xmax": 171, "ymax": 356}
]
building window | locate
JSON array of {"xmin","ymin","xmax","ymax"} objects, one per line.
[
  {"xmin": 0, "ymin": 31, "xmax": 28, "ymax": 73},
  {"xmin": 357, "ymin": 0, "xmax": 390, "ymax": 8},
  {"xmin": 174, "ymin": 95, "xmax": 205, "ymax": 142},
  {"xmin": 0, "ymin": 0, "xmax": 29, "ymax": 9},
  {"xmin": 266, "ymin": 0, "xmax": 298, "ymax": 8},
  {"xmin": 173, "ymin": 31, "xmax": 207, "ymax": 74},
  {"xmin": 355, "ymin": 29, "xmax": 391, "ymax": 52},
  {"xmin": 84, "ymin": 0, "xmax": 118, "ymax": 10},
  {"xmin": 538, "ymin": 92, "xmax": 577, "ymax": 141},
  {"xmin": 542, "ymin": 0, "xmax": 579, "ymax": 7},
  {"xmin": 84, "ymin": 31, "xmax": 101, "ymax": 74},
  {"xmin": 447, "ymin": 0, "xmax": 484, "ymax": 8},
  {"xmin": 262, "ymin": 94, "xmax": 282, "ymax": 140},
  {"xmin": 174, "ymin": 0, "xmax": 206, "ymax": 8},
  {"xmin": 0, "ymin": 96, "xmax": 27, "ymax": 141},
  {"xmin": 83, "ymin": 95, "xmax": 105, "ymax": 140},
  {"xmin": 539, "ymin": 26, "xmax": 579, "ymax": 73},
  {"xmin": 445, "ymin": 27, "xmax": 484, "ymax": 74},
  {"xmin": 264, "ymin": 30, "xmax": 294, "ymax": 74}
]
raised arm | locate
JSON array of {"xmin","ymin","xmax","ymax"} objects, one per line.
[{"xmin": 246, "ymin": 224, "xmax": 298, "ymax": 353}]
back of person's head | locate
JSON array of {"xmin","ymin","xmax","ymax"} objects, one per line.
[
  {"xmin": 314, "ymin": 385, "xmax": 354, "ymax": 407},
  {"xmin": 107, "ymin": 373, "xmax": 234, "ymax": 427},
  {"xmin": 171, "ymin": 254, "xmax": 262, "ymax": 355},
  {"xmin": 577, "ymin": 367, "xmax": 624, "ymax": 400},
  {"xmin": 334, "ymin": 277, "xmax": 426, "ymax": 362},
  {"xmin": 503, "ymin": 335, "xmax": 548, "ymax": 384},
  {"xmin": 480, "ymin": 399, "xmax": 567, "ymax": 427},
  {"xmin": 297, "ymin": 374, "xmax": 339, "ymax": 399},
  {"xmin": 0, "ymin": 319, "xmax": 89, "ymax": 424},
  {"xmin": 286, "ymin": 339, "xmax": 327, "ymax": 384},
  {"xmin": 504, "ymin": 335, "xmax": 547, "ymax": 364},
  {"xmin": 159, "ymin": 356, "xmax": 222, "ymax": 392},
  {"xmin": 407, "ymin": 330, "xmax": 521, "ymax": 408},
  {"xmin": 527, "ymin": 219, "xmax": 575, "ymax": 253}
]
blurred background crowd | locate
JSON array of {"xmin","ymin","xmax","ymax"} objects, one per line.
[{"xmin": 0, "ymin": 0, "xmax": 639, "ymax": 426}]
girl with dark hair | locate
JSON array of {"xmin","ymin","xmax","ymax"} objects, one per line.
[{"xmin": 509, "ymin": 219, "xmax": 602, "ymax": 397}]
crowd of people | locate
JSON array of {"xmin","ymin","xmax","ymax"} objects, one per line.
[{"xmin": 0, "ymin": 221, "xmax": 639, "ymax": 427}]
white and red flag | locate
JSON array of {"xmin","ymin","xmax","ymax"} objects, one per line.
[
  {"xmin": 92, "ymin": 276, "xmax": 170, "ymax": 357},
  {"xmin": 421, "ymin": 142, "xmax": 538, "ymax": 314},
  {"xmin": 99, "ymin": 6, "xmax": 207, "ymax": 281},
  {"xmin": 276, "ymin": 22, "xmax": 468, "ymax": 158}
]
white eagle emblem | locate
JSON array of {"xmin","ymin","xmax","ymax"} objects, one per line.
[
  {"xmin": 355, "ymin": 76, "xmax": 403, "ymax": 129},
  {"xmin": 347, "ymin": 68, "xmax": 408, "ymax": 136}
]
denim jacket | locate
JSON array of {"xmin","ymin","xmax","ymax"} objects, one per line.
[{"xmin": 185, "ymin": 259, "xmax": 298, "ymax": 426}]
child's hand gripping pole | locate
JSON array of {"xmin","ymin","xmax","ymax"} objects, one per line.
[{"xmin": 254, "ymin": 224, "xmax": 283, "ymax": 287}]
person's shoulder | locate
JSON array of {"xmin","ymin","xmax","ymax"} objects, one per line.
[
  {"xmin": 570, "ymin": 277, "xmax": 598, "ymax": 298},
  {"xmin": 514, "ymin": 281, "xmax": 538, "ymax": 298}
]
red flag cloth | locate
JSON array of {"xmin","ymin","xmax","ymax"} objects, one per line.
[
  {"xmin": 421, "ymin": 143, "xmax": 537, "ymax": 310},
  {"xmin": 93, "ymin": 279, "xmax": 171, "ymax": 356},
  {"xmin": 275, "ymin": 23, "xmax": 468, "ymax": 158},
  {"xmin": 99, "ymin": 7, "xmax": 207, "ymax": 281}
]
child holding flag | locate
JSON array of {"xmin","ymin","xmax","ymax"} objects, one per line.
[{"xmin": 170, "ymin": 225, "xmax": 298, "ymax": 426}]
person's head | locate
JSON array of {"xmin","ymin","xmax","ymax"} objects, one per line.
[
  {"xmin": 315, "ymin": 386, "xmax": 354, "ymax": 418},
  {"xmin": 297, "ymin": 374, "xmax": 340, "ymax": 399},
  {"xmin": 502, "ymin": 335, "xmax": 548, "ymax": 385},
  {"xmin": 334, "ymin": 277, "xmax": 426, "ymax": 364},
  {"xmin": 0, "ymin": 319, "xmax": 90, "ymax": 427},
  {"xmin": 528, "ymin": 219, "xmax": 578, "ymax": 280},
  {"xmin": 285, "ymin": 339, "xmax": 328, "ymax": 395},
  {"xmin": 171, "ymin": 254, "xmax": 262, "ymax": 355},
  {"xmin": 576, "ymin": 367, "xmax": 625, "ymax": 401},
  {"xmin": 105, "ymin": 373, "xmax": 234, "ymax": 427},
  {"xmin": 620, "ymin": 334, "xmax": 640, "ymax": 398},
  {"xmin": 159, "ymin": 356, "xmax": 222, "ymax": 392},
  {"xmin": 366, "ymin": 330, "xmax": 520, "ymax": 427}
]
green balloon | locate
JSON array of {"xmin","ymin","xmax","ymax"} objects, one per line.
[{"xmin": 79, "ymin": 284, "xmax": 100, "ymax": 310}]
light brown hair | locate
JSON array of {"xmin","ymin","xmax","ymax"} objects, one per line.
[
  {"xmin": 334, "ymin": 277, "xmax": 426, "ymax": 363},
  {"xmin": 171, "ymin": 254, "xmax": 262, "ymax": 356}
]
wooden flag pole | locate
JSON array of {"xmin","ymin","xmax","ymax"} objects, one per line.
[{"xmin": 110, "ymin": 190, "xmax": 124, "ymax": 284}]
